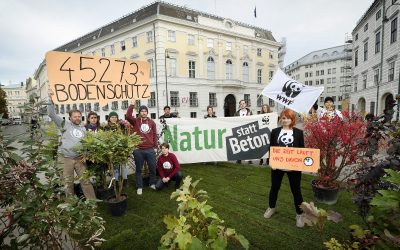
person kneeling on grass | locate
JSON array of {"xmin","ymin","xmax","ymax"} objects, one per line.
[{"xmin": 156, "ymin": 143, "xmax": 183, "ymax": 191}]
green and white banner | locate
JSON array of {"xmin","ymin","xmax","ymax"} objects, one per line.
[{"xmin": 158, "ymin": 113, "xmax": 278, "ymax": 163}]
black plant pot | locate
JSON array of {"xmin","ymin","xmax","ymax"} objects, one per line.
[
  {"xmin": 107, "ymin": 194, "xmax": 128, "ymax": 216},
  {"xmin": 311, "ymin": 180, "xmax": 339, "ymax": 205},
  {"xmin": 96, "ymin": 187, "xmax": 115, "ymax": 201}
]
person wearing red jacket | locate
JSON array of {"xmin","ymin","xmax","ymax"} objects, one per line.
[
  {"xmin": 156, "ymin": 143, "xmax": 183, "ymax": 191},
  {"xmin": 126, "ymin": 103, "xmax": 158, "ymax": 195}
]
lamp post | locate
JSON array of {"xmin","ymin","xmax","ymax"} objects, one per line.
[
  {"xmin": 165, "ymin": 49, "xmax": 170, "ymax": 106},
  {"xmin": 382, "ymin": 1, "xmax": 400, "ymax": 120}
]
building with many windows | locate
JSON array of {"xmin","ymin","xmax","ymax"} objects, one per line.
[
  {"xmin": 350, "ymin": 0, "xmax": 399, "ymax": 117},
  {"xmin": 284, "ymin": 44, "xmax": 353, "ymax": 110},
  {"xmin": 34, "ymin": 1, "xmax": 281, "ymax": 122},
  {"xmin": 2, "ymin": 82, "xmax": 28, "ymax": 118}
]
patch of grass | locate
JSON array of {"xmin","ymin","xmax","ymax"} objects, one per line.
[{"xmin": 98, "ymin": 163, "xmax": 364, "ymax": 249}]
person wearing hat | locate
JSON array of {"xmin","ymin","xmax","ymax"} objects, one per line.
[
  {"xmin": 318, "ymin": 96, "xmax": 343, "ymax": 120},
  {"xmin": 126, "ymin": 102, "xmax": 158, "ymax": 195},
  {"xmin": 159, "ymin": 105, "xmax": 177, "ymax": 119},
  {"xmin": 104, "ymin": 111, "xmax": 129, "ymax": 187}
]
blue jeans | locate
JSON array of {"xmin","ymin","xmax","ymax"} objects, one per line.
[
  {"xmin": 133, "ymin": 148, "xmax": 157, "ymax": 188},
  {"xmin": 155, "ymin": 171, "xmax": 183, "ymax": 191},
  {"xmin": 114, "ymin": 163, "xmax": 127, "ymax": 180}
]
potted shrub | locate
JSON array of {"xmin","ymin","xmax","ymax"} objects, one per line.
[
  {"xmin": 77, "ymin": 129, "xmax": 141, "ymax": 216},
  {"xmin": 303, "ymin": 112, "xmax": 367, "ymax": 204}
]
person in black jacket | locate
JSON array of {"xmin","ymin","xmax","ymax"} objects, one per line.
[{"xmin": 264, "ymin": 108, "xmax": 305, "ymax": 228}]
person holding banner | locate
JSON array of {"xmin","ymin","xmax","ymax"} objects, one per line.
[
  {"xmin": 204, "ymin": 105, "xmax": 217, "ymax": 118},
  {"xmin": 259, "ymin": 104, "xmax": 271, "ymax": 166},
  {"xmin": 234, "ymin": 100, "xmax": 253, "ymax": 164},
  {"xmin": 126, "ymin": 103, "xmax": 158, "ymax": 195},
  {"xmin": 264, "ymin": 109, "xmax": 305, "ymax": 228},
  {"xmin": 47, "ymin": 93, "xmax": 96, "ymax": 200},
  {"xmin": 155, "ymin": 143, "xmax": 183, "ymax": 191}
]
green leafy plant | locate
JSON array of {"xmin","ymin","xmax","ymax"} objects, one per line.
[
  {"xmin": 159, "ymin": 176, "xmax": 249, "ymax": 250},
  {"xmin": 0, "ymin": 100, "xmax": 105, "ymax": 249},
  {"xmin": 77, "ymin": 129, "xmax": 141, "ymax": 201},
  {"xmin": 300, "ymin": 201, "xmax": 342, "ymax": 236},
  {"xmin": 324, "ymin": 225, "xmax": 380, "ymax": 250}
]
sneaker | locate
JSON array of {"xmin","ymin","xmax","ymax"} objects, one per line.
[
  {"xmin": 150, "ymin": 184, "xmax": 156, "ymax": 190},
  {"xmin": 296, "ymin": 214, "xmax": 305, "ymax": 228},
  {"xmin": 137, "ymin": 188, "xmax": 143, "ymax": 195},
  {"xmin": 263, "ymin": 207, "xmax": 275, "ymax": 219}
]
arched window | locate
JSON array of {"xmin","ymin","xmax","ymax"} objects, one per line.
[
  {"xmin": 226, "ymin": 59, "xmax": 233, "ymax": 79},
  {"xmin": 322, "ymin": 53, "xmax": 329, "ymax": 58},
  {"xmin": 207, "ymin": 56, "xmax": 215, "ymax": 79},
  {"xmin": 332, "ymin": 51, "xmax": 339, "ymax": 56},
  {"xmin": 313, "ymin": 55, "xmax": 319, "ymax": 59},
  {"xmin": 242, "ymin": 62, "xmax": 249, "ymax": 82}
]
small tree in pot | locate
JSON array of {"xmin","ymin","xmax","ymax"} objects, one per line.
[
  {"xmin": 77, "ymin": 129, "xmax": 141, "ymax": 215},
  {"xmin": 303, "ymin": 112, "xmax": 367, "ymax": 204}
]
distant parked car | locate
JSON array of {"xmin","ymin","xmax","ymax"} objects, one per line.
[{"xmin": 1, "ymin": 118, "xmax": 11, "ymax": 125}]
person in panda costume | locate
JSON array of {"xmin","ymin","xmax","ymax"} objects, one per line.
[
  {"xmin": 155, "ymin": 143, "xmax": 183, "ymax": 191},
  {"xmin": 264, "ymin": 108, "xmax": 306, "ymax": 228}
]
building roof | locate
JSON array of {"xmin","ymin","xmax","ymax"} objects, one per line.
[
  {"xmin": 284, "ymin": 45, "xmax": 350, "ymax": 70},
  {"xmin": 2, "ymin": 83, "xmax": 24, "ymax": 89},
  {"xmin": 55, "ymin": 1, "xmax": 276, "ymax": 53},
  {"xmin": 352, "ymin": 0, "xmax": 380, "ymax": 34}
]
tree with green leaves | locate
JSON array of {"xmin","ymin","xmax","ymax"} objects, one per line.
[{"xmin": 0, "ymin": 87, "xmax": 9, "ymax": 119}]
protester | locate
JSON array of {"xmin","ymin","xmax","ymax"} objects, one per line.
[
  {"xmin": 260, "ymin": 104, "xmax": 271, "ymax": 165},
  {"xmin": 104, "ymin": 111, "xmax": 129, "ymax": 188},
  {"xmin": 318, "ymin": 97, "xmax": 343, "ymax": 120},
  {"xmin": 155, "ymin": 143, "xmax": 182, "ymax": 191},
  {"xmin": 159, "ymin": 105, "xmax": 177, "ymax": 119},
  {"xmin": 126, "ymin": 103, "xmax": 158, "ymax": 195},
  {"xmin": 47, "ymin": 93, "xmax": 96, "ymax": 199},
  {"xmin": 85, "ymin": 111, "xmax": 100, "ymax": 132},
  {"xmin": 264, "ymin": 109, "xmax": 305, "ymax": 228},
  {"xmin": 234, "ymin": 99, "xmax": 253, "ymax": 164},
  {"xmin": 204, "ymin": 105, "xmax": 217, "ymax": 118}
]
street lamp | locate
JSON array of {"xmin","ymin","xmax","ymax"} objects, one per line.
[
  {"xmin": 382, "ymin": 1, "xmax": 400, "ymax": 121},
  {"xmin": 165, "ymin": 49, "xmax": 170, "ymax": 106}
]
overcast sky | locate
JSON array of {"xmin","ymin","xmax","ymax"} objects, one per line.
[{"xmin": 0, "ymin": 0, "xmax": 373, "ymax": 85}]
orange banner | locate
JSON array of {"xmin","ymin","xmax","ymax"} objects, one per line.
[
  {"xmin": 269, "ymin": 146, "xmax": 320, "ymax": 173},
  {"xmin": 45, "ymin": 51, "xmax": 150, "ymax": 106}
]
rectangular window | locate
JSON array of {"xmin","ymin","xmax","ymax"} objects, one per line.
[
  {"xmin": 316, "ymin": 80, "xmax": 319, "ymax": 85},
  {"xmin": 168, "ymin": 58, "xmax": 176, "ymax": 77},
  {"xmin": 305, "ymin": 81, "xmax": 308, "ymax": 85},
  {"xmin": 110, "ymin": 45, "xmax": 115, "ymax": 55},
  {"xmin": 189, "ymin": 92, "xmax": 198, "ymax": 107},
  {"xmin": 309, "ymin": 80, "xmax": 313, "ymax": 86},
  {"xmin": 148, "ymin": 92, "xmax": 156, "ymax": 108},
  {"xmin": 370, "ymin": 102, "xmax": 375, "ymax": 115},
  {"xmin": 332, "ymin": 77, "xmax": 336, "ymax": 84},
  {"xmin": 170, "ymin": 91, "xmax": 179, "ymax": 107},
  {"xmin": 257, "ymin": 69, "xmax": 262, "ymax": 83},
  {"xmin": 327, "ymin": 78, "xmax": 332, "ymax": 84},
  {"xmin": 121, "ymin": 100, "xmax": 129, "ymax": 109},
  {"xmin": 244, "ymin": 94, "xmax": 251, "ymax": 107},
  {"xmin": 148, "ymin": 59, "xmax": 154, "ymax": 77},
  {"xmin": 189, "ymin": 60, "xmax": 196, "ymax": 78},
  {"xmin": 391, "ymin": 18, "xmax": 398, "ymax": 44},
  {"xmin": 305, "ymin": 72, "xmax": 308, "ymax": 77},
  {"xmin": 269, "ymin": 52, "xmax": 273, "ymax": 59},
  {"xmin": 316, "ymin": 70, "xmax": 319, "ymax": 76},
  {"xmin": 188, "ymin": 34, "xmax": 195, "ymax": 45},
  {"xmin": 328, "ymin": 69, "xmax": 331, "ymax": 74},
  {"xmin": 362, "ymin": 74, "xmax": 367, "ymax": 89},
  {"xmin": 310, "ymin": 72, "xmax": 313, "ymax": 77},
  {"xmin": 320, "ymin": 79, "xmax": 324, "ymax": 84},
  {"xmin": 135, "ymin": 100, "xmax": 141, "ymax": 109},
  {"xmin": 243, "ymin": 45, "xmax": 248, "ymax": 55},
  {"xmin": 269, "ymin": 71, "xmax": 274, "ymax": 80},
  {"xmin": 257, "ymin": 94, "xmax": 263, "ymax": 107},
  {"xmin": 226, "ymin": 42, "xmax": 232, "ymax": 51},
  {"xmin": 320, "ymin": 70, "xmax": 324, "ymax": 75},
  {"xmin": 269, "ymin": 99, "xmax": 275, "ymax": 107},
  {"xmin": 132, "ymin": 36, "xmax": 137, "ymax": 47},
  {"xmin": 101, "ymin": 48, "xmax": 105, "ymax": 57},
  {"xmin": 354, "ymin": 77, "xmax": 358, "ymax": 92},
  {"xmin": 120, "ymin": 41, "xmax": 125, "ymax": 51},
  {"xmin": 111, "ymin": 101, "xmax": 118, "ymax": 110},
  {"xmin": 257, "ymin": 48, "xmax": 262, "ymax": 56},
  {"xmin": 355, "ymin": 50, "xmax": 358, "ymax": 67},
  {"xmin": 147, "ymin": 31, "xmax": 153, "ymax": 43},
  {"xmin": 190, "ymin": 112, "xmax": 197, "ymax": 118},
  {"xmin": 151, "ymin": 113, "xmax": 156, "ymax": 119},
  {"xmin": 388, "ymin": 61, "xmax": 395, "ymax": 81},
  {"xmin": 364, "ymin": 42, "xmax": 368, "ymax": 61},
  {"xmin": 207, "ymin": 38, "xmax": 213, "ymax": 48},
  {"xmin": 332, "ymin": 68, "xmax": 336, "ymax": 74},
  {"xmin": 168, "ymin": 30, "xmax": 176, "ymax": 42},
  {"xmin": 209, "ymin": 93, "xmax": 217, "ymax": 107},
  {"xmin": 320, "ymin": 97, "xmax": 324, "ymax": 102},
  {"xmin": 94, "ymin": 103, "xmax": 99, "ymax": 111},
  {"xmin": 376, "ymin": 9, "xmax": 381, "ymax": 20},
  {"xmin": 364, "ymin": 23, "xmax": 368, "ymax": 31},
  {"xmin": 375, "ymin": 32, "xmax": 381, "ymax": 53},
  {"xmin": 374, "ymin": 68, "xmax": 380, "ymax": 85}
]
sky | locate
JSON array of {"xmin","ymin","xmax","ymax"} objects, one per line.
[{"xmin": 0, "ymin": 0, "xmax": 373, "ymax": 86}]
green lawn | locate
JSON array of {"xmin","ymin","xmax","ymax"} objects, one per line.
[{"xmin": 98, "ymin": 163, "xmax": 364, "ymax": 250}]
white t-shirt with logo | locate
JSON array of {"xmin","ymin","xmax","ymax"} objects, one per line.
[{"xmin": 277, "ymin": 129, "xmax": 294, "ymax": 147}]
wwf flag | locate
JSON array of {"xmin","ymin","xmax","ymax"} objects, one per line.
[{"xmin": 261, "ymin": 69, "xmax": 324, "ymax": 113}]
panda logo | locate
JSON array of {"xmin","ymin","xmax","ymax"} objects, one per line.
[
  {"xmin": 278, "ymin": 132, "xmax": 294, "ymax": 146},
  {"xmin": 140, "ymin": 123, "xmax": 150, "ymax": 134},
  {"xmin": 163, "ymin": 161, "xmax": 172, "ymax": 169},
  {"xmin": 304, "ymin": 157, "xmax": 314, "ymax": 166},
  {"xmin": 71, "ymin": 128, "xmax": 84, "ymax": 139},
  {"xmin": 262, "ymin": 116, "xmax": 270, "ymax": 125},
  {"xmin": 282, "ymin": 80, "xmax": 304, "ymax": 98}
]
